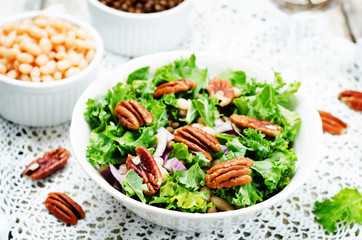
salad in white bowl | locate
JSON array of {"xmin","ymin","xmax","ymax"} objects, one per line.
[
  {"xmin": 84, "ymin": 54, "xmax": 301, "ymax": 212},
  {"xmin": 70, "ymin": 52, "xmax": 322, "ymax": 231}
]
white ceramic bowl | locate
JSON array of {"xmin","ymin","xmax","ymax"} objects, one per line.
[
  {"xmin": 70, "ymin": 51, "xmax": 323, "ymax": 232},
  {"xmin": 0, "ymin": 11, "xmax": 104, "ymax": 127},
  {"xmin": 87, "ymin": 0, "xmax": 192, "ymax": 57}
]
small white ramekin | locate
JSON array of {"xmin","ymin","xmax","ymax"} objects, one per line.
[
  {"xmin": 0, "ymin": 11, "xmax": 104, "ymax": 127},
  {"xmin": 87, "ymin": 0, "xmax": 192, "ymax": 57}
]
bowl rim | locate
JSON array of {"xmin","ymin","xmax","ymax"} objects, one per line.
[
  {"xmin": 87, "ymin": 0, "xmax": 192, "ymax": 19},
  {"xmin": 70, "ymin": 50, "xmax": 323, "ymax": 221},
  {"xmin": 0, "ymin": 10, "xmax": 104, "ymax": 90}
]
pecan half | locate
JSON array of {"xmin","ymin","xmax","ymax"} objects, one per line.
[
  {"xmin": 23, "ymin": 148, "xmax": 70, "ymax": 180},
  {"xmin": 114, "ymin": 100, "xmax": 153, "ymax": 130},
  {"xmin": 207, "ymin": 78, "xmax": 234, "ymax": 107},
  {"xmin": 318, "ymin": 110, "xmax": 348, "ymax": 135},
  {"xmin": 338, "ymin": 90, "xmax": 362, "ymax": 111},
  {"xmin": 153, "ymin": 79, "xmax": 196, "ymax": 98},
  {"xmin": 45, "ymin": 192, "xmax": 85, "ymax": 225},
  {"xmin": 230, "ymin": 114, "xmax": 282, "ymax": 137},
  {"xmin": 205, "ymin": 158, "xmax": 254, "ymax": 189},
  {"xmin": 126, "ymin": 146, "xmax": 162, "ymax": 195},
  {"xmin": 174, "ymin": 126, "xmax": 221, "ymax": 161}
]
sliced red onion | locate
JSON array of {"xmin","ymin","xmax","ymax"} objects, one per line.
[
  {"xmin": 154, "ymin": 127, "xmax": 172, "ymax": 158},
  {"xmin": 225, "ymin": 130, "xmax": 238, "ymax": 136},
  {"xmin": 214, "ymin": 118, "xmax": 225, "ymax": 126},
  {"xmin": 214, "ymin": 121, "xmax": 233, "ymax": 133},
  {"xmin": 162, "ymin": 148, "xmax": 172, "ymax": 162},
  {"xmin": 221, "ymin": 145, "xmax": 229, "ymax": 155},
  {"xmin": 109, "ymin": 164, "xmax": 126, "ymax": 183},
  {"xmin": 113, "ymin": 180, "xmax": 121, "ymax": 191},
  {"xmin": 164, "ymin": 158, "xmax": 187, "ymax": 172},
  {"xmin": 98, "ymin": 165, "xmax": 115, "ymax": 184}
]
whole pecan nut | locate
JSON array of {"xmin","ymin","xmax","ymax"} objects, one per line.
[
  {"xmin": 23, "ymin": 148, "xmax": 70, "ymax": 180},
  {"xmin": 230, "ymin": 114, "xmax": 282, "ymax": 137},
  {"xmin": 207, "ymin": 78, "xmax": 234, "ymax": 107},
  {"xmin": 318, "ymin": 110, "xmax": 348, "ymax": 135},
  {"xmin": 205, "ymin": 158, "xmax": 253, "ymax": 189},
  {"xmin": 174, "ymin": 126, "xmax": 221, "ymax": 161},
  {"xmin": 153, "ymin": 79, "xmax": 196, "ymax": 98},
  {"xmin": 338, "ymin": 90, "xmax": 362, "ymax": 111},
  {"xmin": 45, "ymin": 192, "xmax": 85, "ymax": 225},
  {"xmin": 114, "ymin": 100, "xmax": 153, "ymax": 130},
  {"xmin": 126, "ymin": 146, "xmax": 162, "ymax": 195}
]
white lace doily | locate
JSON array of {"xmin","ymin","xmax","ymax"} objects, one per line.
[{"xmin": 1, "ymin": 0, "xmax": 361, "ymax": 239}]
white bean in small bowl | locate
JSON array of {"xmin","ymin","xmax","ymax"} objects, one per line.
[{"xmin": 0, "ymin": 11, "xmax": 104, "ymax": 126}]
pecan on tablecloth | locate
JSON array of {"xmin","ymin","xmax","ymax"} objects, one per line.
[{"xmin": 23, "ymin": 148, "xmax": 70, "ymax": 180}]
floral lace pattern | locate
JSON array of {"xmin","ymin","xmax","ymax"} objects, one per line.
[{"xmin": 0, "ymin": 0, "xmax": 361, "ymax": 239}]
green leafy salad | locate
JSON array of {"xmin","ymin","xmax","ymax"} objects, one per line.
[{"xmin": 84, "ymin": 54, "xmax": 302, "ymax": 213}]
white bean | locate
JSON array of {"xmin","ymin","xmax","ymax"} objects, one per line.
[
  {"xmin": 0, "ymin": 63, "xmax": 6, "ymax": 74},
  {"xmin": 35, "ymin": 54, "xmax": 48, "ymax": 66},
  {"xmin": 41, "ymin": 75, "xmax": 54, "ymax": 82},
  {"xmin": 28, "ymin": 25, "xmax": 46, "ymax": 39},
  {"xmin": 6, "ymin": 70, "xmax": 18, "ymax": 79},
  {"xmin": 24, "ymin": 43, "xmax": 41, "ymax": 56},
  {"xmin": 39, "ymin": 38, "xmax": 52, "ymax": 54},
  {"xmin": 75, "ymin": 39, "xmax": 86, "ymax": 51},
  {"xmin": 5, "ymin": 48, "xmax": 20, "ymax": 60},
  {"xmin": 19, "ymin": 63, "xmax": 32, "ymax": 74},
  {"xmin": 31, "ymin": 76, "xmax": 41, "ymax": 82},
  {"xmin": 17, "ymin": 53, "xmax": 34, "ymax": 64},
  {"xmin": 30, "ymin": 67, "xmax": 40, "ymax": 78},
  {"xmin": 85, "ymin": 50, "xmax": 95, "ymax": 63},
  {"xmin": 65, "ymin": 31, "xmax": 75, "ymax": 48},
  {"xmin": 50, "ymin": 34, "xmax": 65, "ymax": 44},
  {"xmin": 65, "ymin": 67, "xmax": 80, "ymax": 78},
  {"xmin": 177, "ymin": 98, "xmax": 188, "ymax": 110},
  {"xmin": 53, "ymin": 71, "xmax": 62, "ymax": 80},
  {"xmin": 40, "ymin": 60, "xmax": 56, "ymax": 75},
  {"xmin": 56, "ymin": 59, "xmax": 72, "ymax": 72},
  {"xmin": 55, "ymin": 51, "xmax": 68, "ymax": 61},
  {"xmin": 20, "ymin": 74, "xmax": 31, "ymax": 81},
  {"xmin": 34, "ymin": 17, "xmax": 48, "ymax": 28},
  {"xmin": 210, "ymin": 196, "xmax": 235, "ymax": 211},
  {"xmin": 78, "ymin": 59, "xmax": 88, "ymax": 70}
]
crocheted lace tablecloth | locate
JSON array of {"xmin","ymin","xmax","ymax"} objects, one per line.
[{"xmin": 1, "ymin": 0, "xmax": 361, "ymax": 239}]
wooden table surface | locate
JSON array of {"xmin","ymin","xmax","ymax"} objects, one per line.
[{"xmin": 0, "ymin": 0, "xmax": 361, "ymax": 43}]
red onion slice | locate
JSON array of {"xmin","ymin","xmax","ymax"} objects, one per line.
[
  {"xmin": 164, "ymin": 158, "xmax": 187, "ymax": 172},
  {"xmin": 154, "ymin": 127, "xmax": 170, "ymax": 158},
  {"xmin": 109, "ymin": 164, "xmax": 126, "ymax": 183}
]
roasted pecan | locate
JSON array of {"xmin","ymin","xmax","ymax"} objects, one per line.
[
  {"xmin": 114, "ymin": 100, "xmax": 153, "ymax": 130},
  {"xmin": 318, "ymin": 110, "xmax": 348, "ymax": 135},
  {"xmin": 126, "ymin": 146, "xmax": 162, "ymax": 195},
  {"xmin": 207, "ymin": 78, "xmax": 234, "ymax": 107},
  {"xmin": 205, "ymin": 158, "xmax": 254, "ymax": 189},
  {"xmin": 44, "ymin": 192, "xmax": 85, "ymax": 225},
  {"xmin": 174, "ymin": 126, "xmax": 221, "ymax": 161},
  {"xmin": 23, "ymin": 148, "xmax": 70, "ymax": 180},
  {"xmin": 153, "ymin": 79, "xmax": 196, "ymax": 98},
  {"xmin": 338, "ymin": 90, "xmax": 362, "ymax": 111},
  {"xmin": 230, "ymin": 114, "xmax": 282, "ymax": 137}
]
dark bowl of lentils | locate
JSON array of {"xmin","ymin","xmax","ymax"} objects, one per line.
[
  {"xmin": 98, "ymin": 0, "xmax": 184, "ymax": 13},
  {"xmin": 87, "ymin": 0, "xmax": 192, "ymax": 56}
]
